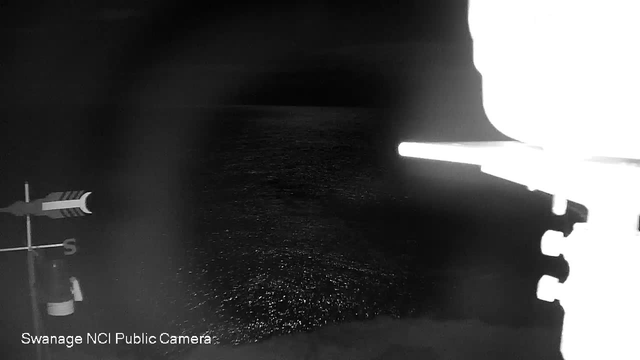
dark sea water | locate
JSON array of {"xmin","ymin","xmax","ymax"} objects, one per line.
[{"xmin": 0, "ymin": 106, "xmax": 567, "ymax": 360}]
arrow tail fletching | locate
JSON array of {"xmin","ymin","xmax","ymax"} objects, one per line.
[
  {"xmin": 45, "ymin": 210, "xmax": 64, "ymax": 219},
  {"xmin": 45, "ymin": 192, "xmax": 63, "ymax": 202}
]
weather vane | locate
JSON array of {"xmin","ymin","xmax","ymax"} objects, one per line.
[{"xmin": 0, "ymin": 183, "xmax": 91, "ymax": 360}]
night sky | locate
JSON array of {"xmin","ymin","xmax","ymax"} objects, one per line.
[
  {"xmin": 0, "ymin": 0, "xmax": 500, "ymax": 180},
  {"xmin": 2, "ymin": 0, "xmax": 470, "ymax": 107},
  {"xmin": 0, "ymin": 1, "xmax": 573, "ymax": 359}
]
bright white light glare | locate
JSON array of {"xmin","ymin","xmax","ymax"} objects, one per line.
[
  {"xmin": 399, "ymin": 5, "xmax": 640, "ymax": 360},
  {"xmin": 398, "ymin": 142, "xmax": 494, "ymax": 165},
  {"xmin": 540, "ymin": 230, "xmax": 565, "ymax": 257},
  {"xmin": 537, "ymin": 274, "xmax": 561, "ymax": 302},
  {"xmin": 398, "ymin": 141, "xmax": 545, "ymax": 165},
  {"xmin": 469, "ymin": 1, "xmax": 640, "ymax": 159}
]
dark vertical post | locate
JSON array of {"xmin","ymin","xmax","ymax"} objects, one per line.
[{"xmin": 25, "ymin": 182, "xmax": 46, "ymax": 360}]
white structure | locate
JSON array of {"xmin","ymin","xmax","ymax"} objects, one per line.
[{"xmin": 399, "ymin": 2, "xmax": 640, "ymax": 359}]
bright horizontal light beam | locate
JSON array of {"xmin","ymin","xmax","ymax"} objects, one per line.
[
  {"xmin": 398, "ymin": 141, "xmax": 545, "ymax": 166},
  {"xmin": 398, "ymin": 142, "xmax": 487, "ymax": 165}
]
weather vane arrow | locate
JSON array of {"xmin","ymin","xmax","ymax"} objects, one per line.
[{"xmin": 0, "ymin": 190, "xmax": 92, "ymax": 219}]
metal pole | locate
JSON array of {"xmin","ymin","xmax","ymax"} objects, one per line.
[
  {"xmin": 25, "ymin": 182, "xmax": 45, "ymax": 360},
  {"xmin": 0, "ymin": 243, "xmax": 65, "ymax": 253}
]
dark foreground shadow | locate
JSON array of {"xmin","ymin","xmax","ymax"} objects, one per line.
[
  {"xmin": 49, "ymin": 314, "xmax": 563, "ymax": 360},
  {"xmin": 182, "ymin": 315, "xmax": 562, "ymax": 360}
]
